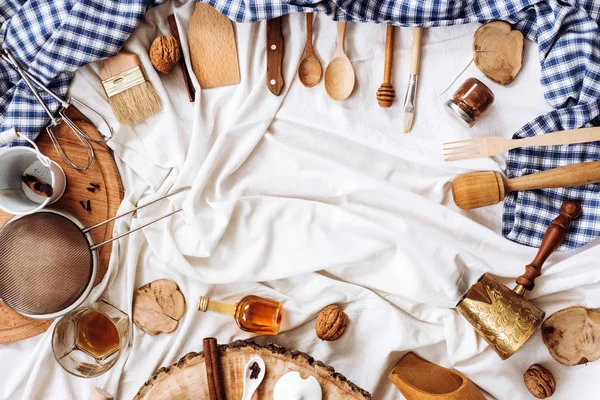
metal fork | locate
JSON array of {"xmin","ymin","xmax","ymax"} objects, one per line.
[{"xmin": 443, "ymin": 126, "xmax": 600, "ymax": 161}]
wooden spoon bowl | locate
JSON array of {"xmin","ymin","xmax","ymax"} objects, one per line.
[
  {"xmin": 298, "ymin": 55, "xmax": 322, "ymax": 88},
  {"xmin": 325, "ymin": 22, "xmax": 355, "ymax": 101},
  {"xmin": 297, "ymin": 13, "xmax": 322, "ymax": 88}
]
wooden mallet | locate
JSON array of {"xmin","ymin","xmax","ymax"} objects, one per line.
[{"xmin": 452, "ymin": 161, "xmax": 600, "ymax": 210}]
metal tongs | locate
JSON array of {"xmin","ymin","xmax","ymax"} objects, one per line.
[{"xmin": 1, "ymin": 49, "xmax": 113, "ymax": 170}]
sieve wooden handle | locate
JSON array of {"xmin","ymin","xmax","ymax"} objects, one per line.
[{"xmin": 516, "ymin": 200, "xmax": 581, "ymax": 291}]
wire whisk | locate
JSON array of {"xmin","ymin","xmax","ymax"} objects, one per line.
[{"xmin": 1, "ymin": 49, "xmax": 113, "ymax": 170}]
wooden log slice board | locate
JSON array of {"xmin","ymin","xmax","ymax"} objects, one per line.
[
  {"xmin": 0, "ymin": 107, "xmax": 123, "ymax": 344},
  {"xmin": 135, "ymin": 340, "xmax": 372, "ymax": 400}
]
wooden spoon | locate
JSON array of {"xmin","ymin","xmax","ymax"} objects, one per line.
[
  {"xmin": 324, "ymin": 22, "xmax": 355, "ymax": 101},
  {"xmin": 297, "ymin": 13, "xmax": 322, "ymax": 88}
]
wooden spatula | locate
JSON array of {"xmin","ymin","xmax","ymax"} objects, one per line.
[{"xmin": 188, "ymin": 3, "xmax": 240, "ymax": 89}]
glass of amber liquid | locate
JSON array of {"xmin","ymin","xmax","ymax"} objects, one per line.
[{"xmin": 52, "ymin": 300, "xmax": 130, "ymax": 378}]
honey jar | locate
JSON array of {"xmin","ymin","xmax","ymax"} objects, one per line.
[{"xmin": 444, "ymin": 78, "xmax": 495, "ymax": 127}]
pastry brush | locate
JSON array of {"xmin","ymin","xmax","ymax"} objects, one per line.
[
  {"xmin": 99, "ymin": 52, "xmax": 162, "ymax": 125},
  {"xmin": 403, "ymin": 28, "xmax": 423, "ymax": 133}
]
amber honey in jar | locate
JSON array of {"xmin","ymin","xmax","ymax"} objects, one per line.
[
  {"xmin": 197, "ymin": 294, "xmax": 283, "ymax": 335},
  {"xmin": 444, "ymin": 78, "xmax": 495, "ymax": 127}
]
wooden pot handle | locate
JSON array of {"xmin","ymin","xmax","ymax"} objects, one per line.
[{"xmin": 516, "ymin": 200, "xmax": 581, "ymax": 290}]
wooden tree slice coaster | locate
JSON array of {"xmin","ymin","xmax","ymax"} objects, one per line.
[
  {"xmin": 473, "ymin": 21, "xmax": 524, "ymax": 85},
  {"xmin": 0, "ymin": 106, "xmax": 123, "ymax": 344},
  {"xmin": 134, "ymin": 340, "xmax": 371, "ymax": 399},
  {"xmin": 542, "ymin": 306, "xmax": 600, "ymax": 366},
  {"xmin": 133, "ymin": 279, "xmax": 185, "ymax": 335}
]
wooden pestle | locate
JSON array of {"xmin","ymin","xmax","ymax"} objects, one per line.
[
  {"xmin": 515, "ymin": 200, "xmax": 581, "ymax": 292},
  {"xmin": 452, "ymin": 161, "xmax": 600, "ymax": 210}
]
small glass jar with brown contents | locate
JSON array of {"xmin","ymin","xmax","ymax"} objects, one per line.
[{"xmin": 444, "ymin": 78, "xmax": 495, "ymax": 127}]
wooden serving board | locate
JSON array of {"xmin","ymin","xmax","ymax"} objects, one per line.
[
  {"xmin": 0, "ymin": 107, "xmax": 123, "ymax": 344},
  {"xmin": 135, "ymin": 340, "xmax": 372, "ymax": 400}
]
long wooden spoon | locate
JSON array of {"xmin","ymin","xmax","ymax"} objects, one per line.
[
  {"xmin": 297, "ymin": 13, "xmax": 322, "ymax": 87},
  {"xmin": 324, "ymin": 22, "xmax": 355, "ymax": 101}
]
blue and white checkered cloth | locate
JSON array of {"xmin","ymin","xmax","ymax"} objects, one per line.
[
  {"xmin": 0, "ymin": 0, "xmax": 148, "ymax": 146},
  {"xmin": 1, "ymin": 0, "xmax": 599, "ymax": 249}
]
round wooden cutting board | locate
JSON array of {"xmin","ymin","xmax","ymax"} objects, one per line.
[
  {"xmin": 0, "ymin": 107, "xmax": 123, "ymax": 344},
  {"xmin": 135, "ymin": 340, "xmax": 372, "ymax": 399}
]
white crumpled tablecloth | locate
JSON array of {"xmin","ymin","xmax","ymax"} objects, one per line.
[{"xmin": 2, "ymin": 1, "xmax": 600, "ymax": 399}]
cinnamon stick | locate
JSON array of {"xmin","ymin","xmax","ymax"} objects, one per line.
[{"xmin": 203, "ymin": 337, "xmax": 225, "ymax": 400}]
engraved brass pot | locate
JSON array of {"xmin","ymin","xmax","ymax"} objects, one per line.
[
  {"xmin": 456, "ymin": 200, "xmax": 581, "ymax": 360},
  {"xmin": 456, "ymin": 273, "xmax": 545, "ymax": 360}
]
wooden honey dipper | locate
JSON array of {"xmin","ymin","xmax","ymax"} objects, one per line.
[
  {"xmin": 377, "ymin": 25, "xmax": 395, "ymax": 107},
  {"xmin": 452, "ymin": 161, "xmax": 600, "ymax": 210}
]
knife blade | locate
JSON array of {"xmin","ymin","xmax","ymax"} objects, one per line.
[{"xmin": 266, "ymin": 17, "xmax": 284, "ymax": 96}]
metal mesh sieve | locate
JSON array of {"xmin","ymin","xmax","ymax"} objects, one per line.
[
  {"xmin": 0, "ymin": 187, "xmax": 189, "ymax": 318},
  {"xmin": 0, "ymin": 212, "xmax": 93, "ymax": 316}
]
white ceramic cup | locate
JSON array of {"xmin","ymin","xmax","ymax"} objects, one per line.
[{"xmin": 0, "ymin": 128, "xmax": 66, "ymax": 215}]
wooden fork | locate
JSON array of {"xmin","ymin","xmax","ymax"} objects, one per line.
[{"xmin": 443, "ymin": 126, "xmax": 600, "ymax": 161}]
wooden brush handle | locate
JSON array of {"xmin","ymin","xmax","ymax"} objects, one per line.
[
  {"xmin": 383, "ymin": 25, "xmax": 395, "ymax": 84},
  {"xmin": 410, "ymin": 28, "xmax": 423, "ymax": 75},
  {"xmin": 507, "ymin": 161, "xmax": 600, "ymax": 192},
  {"xmin": 516, "ymin": 200, "xmax": 581, "ymax": 291},
  {"xmin": 99, "ymin": 52, "xmax": 140, "ymax": 80}
]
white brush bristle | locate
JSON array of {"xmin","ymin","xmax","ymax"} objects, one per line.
[
  {"xmin": 107, "ymin": 81, "xmax": 162, "ymax": 125},
  {"xmin": 403, "ymin": 112, "xmax": 415, "ymax": 133}
]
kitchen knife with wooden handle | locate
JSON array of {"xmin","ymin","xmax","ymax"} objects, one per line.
[{"xmin": 266, "ymin": 17, "xmax": 284, "ymax": 95}]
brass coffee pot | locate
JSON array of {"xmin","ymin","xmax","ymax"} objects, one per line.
[{"xmin": 457, "ymin": 200, "xmax": 581, "ymax": 360}]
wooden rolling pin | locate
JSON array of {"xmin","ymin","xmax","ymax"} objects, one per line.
[{"xmin": 452, "ymin": 161, "xmax": 600, "ymax": 210}]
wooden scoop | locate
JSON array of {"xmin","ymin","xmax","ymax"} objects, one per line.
[
  {"xmin": 389, "ymin": 352, "xmax": 485, "ymax": 400},
  {"xmin": 452, "ymin": 161, "xmax": 600, "ymax": 210},
  {"xmin": 297, "ymin": 13, "xmax": 322, "ymax": 88},
  {"xmin": 325, "ymin": 22, "xmax": 355, "ymax": 101}
]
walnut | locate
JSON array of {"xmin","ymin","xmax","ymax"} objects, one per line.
[
  {"xmin": 524, "ymin": 364, "xmax": 556, "ymax": 399},
  {"xmin": 149, "ymin": 36, "xmax": 180, "ymax": 74},
  {"xmin": 315, "ymin": 304, "xmax": 348, "ymax": 341}
]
